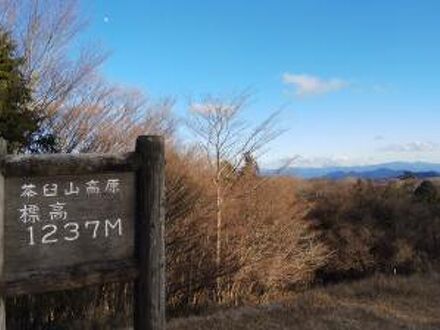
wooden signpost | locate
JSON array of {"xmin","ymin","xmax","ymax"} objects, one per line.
[{"xmin": 0, "ymin": 136, "xmax": 165, "ymax": 329}]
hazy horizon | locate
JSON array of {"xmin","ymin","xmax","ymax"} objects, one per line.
[{"xmin": 265, "ymin": 159, "xmax": 440, "ymax": 170}]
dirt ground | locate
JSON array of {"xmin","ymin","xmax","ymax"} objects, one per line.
[{"xmin": 168, "ymin": 273, "xmax": 440, "ymax": 330}]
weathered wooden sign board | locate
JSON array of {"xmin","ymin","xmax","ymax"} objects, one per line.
[
  {"xmin": 4, "ymin": 172, "xmax": 136, "ymax": 274},
  {"xmin": 0, "ymin": 136, "xmax": 165, "ymax": 330}
]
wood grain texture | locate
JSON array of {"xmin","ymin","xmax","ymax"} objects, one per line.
[
  {"xmin": 134, "ymin": 136, "xmax": 166, "ymax": 330},
  {"xmin": 0, "ymin": 135, "xmax": 166, "ymax": 330},
  {"xmin": 3, "ymin": 172, "xmax": 135, "ymax": 277},
  {"xmin": 0, "ymin": 138, "xmax": 7, "ymax": 330},
  {"xmin": 0, "ymin": 152, "xmax": 141, "ymax": 177},
  {"xmin": 0, "ymin": 259, "xmax": 138, "ymax": 296}
]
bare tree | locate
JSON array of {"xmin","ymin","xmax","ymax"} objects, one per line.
[
  {"xmin": 0, "ymin": 0, "xmax": 176, "ymax": 152},
  {"xmin": 0, "ymin": 0, "xmax": 104, "ymax": 150},
  {"xmin": 186, "ymin": 92, "xmax": 284, "ymax": 290},
  {"xmin": 52, "ymin": 77, "xmax": 176, "ymax": 153},
  {"xmin": 0, "ymin": 0, "xmax": 104, "ymax": 110},
  {"xmin": 0, "ymin": 1, "xmax": 177, "ymax": 326}
]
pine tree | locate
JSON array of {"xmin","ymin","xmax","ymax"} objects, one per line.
[
  {"xmin": 0, "ymin": 30, "xmax": 56, "ymax": 153},
  {"xmin": 414, "ymin": 180, "xmax": 438, "ymax": 203},
  {"xmin": 240, "ymin": 152, "xmax": 259, "ymax": 177}
]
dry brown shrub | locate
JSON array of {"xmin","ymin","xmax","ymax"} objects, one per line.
[
  {"xmin": 216, "ymin": 176, "xmax": 331, "ymax": 304},
  {"xmin": 304, "ymin": 178, "xmax": 440, "ymax": 280},
  {"xmin": 164, "ymin": 157, "xmax": 333, "ymax": 313},
  {"xmin": 165, "ymin": 148, "xmax": 219, "ymax": 313}
]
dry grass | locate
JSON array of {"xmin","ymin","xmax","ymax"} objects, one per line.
[{"xmin": 168, "ymin": 273, "xmax": 440, "ymax": 330}]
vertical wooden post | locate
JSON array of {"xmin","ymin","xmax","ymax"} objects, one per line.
[
  {"xmin": 0, "ymin": 138, "xmax": 7, "ymax": 330},
  {"xmin": 134, "ymin": 136, "xmax": 165, "ymax": 330}
]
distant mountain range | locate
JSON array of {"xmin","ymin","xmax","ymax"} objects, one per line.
[{"xmin": 264, "ymin": 162, "xmax": 440, "ymax": 180}]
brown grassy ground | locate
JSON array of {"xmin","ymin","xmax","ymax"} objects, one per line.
[{"xmin": 168, "ymin": 273, "xmax": 440, "ymax": 330}]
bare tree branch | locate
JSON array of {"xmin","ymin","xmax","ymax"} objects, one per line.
[{"xmin": 186, "ymin": 92, "xmax": 285, "ymax": 295}]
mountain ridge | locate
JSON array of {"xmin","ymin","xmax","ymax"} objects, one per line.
[{"xmin": 264, "ymin": 161, "xmax": 440, "ymax": 179}]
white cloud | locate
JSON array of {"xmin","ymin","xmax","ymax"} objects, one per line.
[
  {"xmin": 294, "ymin": 155, "xmax": 373, "ymax": 167},
  {"xmin": 282, "ymin": 73, "xmax": 349, "ymax": 97},
  {"xmin": 379, "ymin": 141, "xmax": 440, "ymax": 153}
]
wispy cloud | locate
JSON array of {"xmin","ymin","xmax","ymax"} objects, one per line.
[
  {"xmin": 379, "ymin": 141, "xmax": 440, "ymax": 153},
  {"xmin": 282, "ymin": 73, "xmax": 349, "ymax": 97}
]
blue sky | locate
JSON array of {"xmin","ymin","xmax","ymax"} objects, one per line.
[{"xmin": 81, "ymin": 0, "xmax": 440, "ymax": 167}]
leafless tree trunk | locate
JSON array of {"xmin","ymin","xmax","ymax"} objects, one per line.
[
  {"xmin": 0, "ymin": 0, "xmax": 104, "ymax": 110},
  {"xmin": 0, "ymin": 2, "xmax": 177, "ymax": 326},
  {"xmin": 0, "ymin": 0, "xmax": 176, "ymax": 152},
  {"xmin": 216, "ymin": 178, "xmax": 223, "ymax": 268},
  {"xmin": 186, "ymin": 92, "xmax": 284, "ymax": 295}
]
